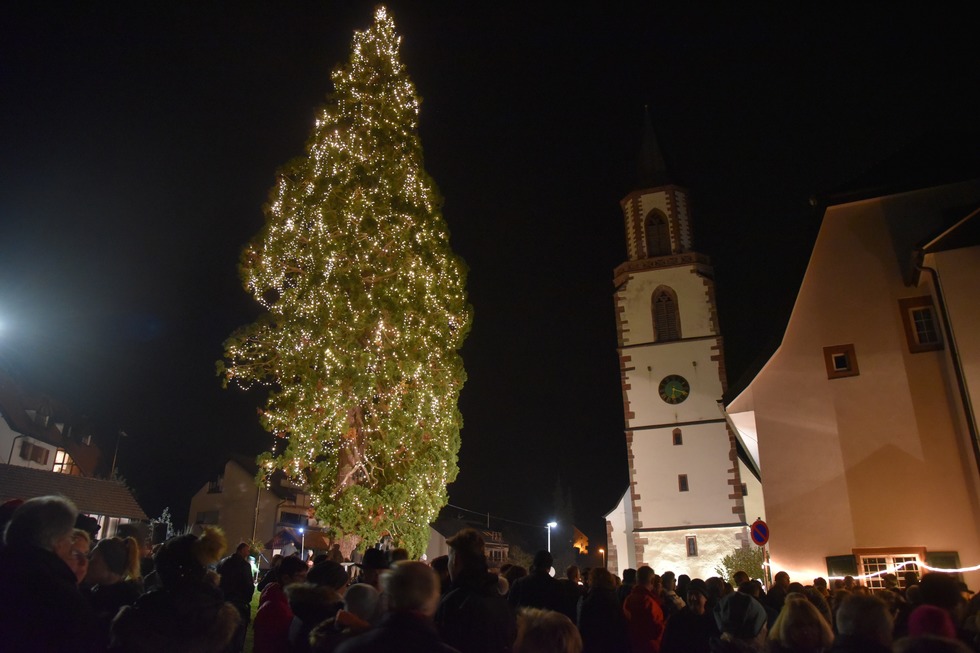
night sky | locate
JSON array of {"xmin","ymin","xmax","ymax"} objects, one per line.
[{"xmin": 2, "ymin": 2, "xmax": 976, "ymax": 550}]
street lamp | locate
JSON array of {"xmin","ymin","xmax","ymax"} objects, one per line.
[
  {"xmin": 298, "ymin": 527, "xmax": 306, "ymax": 561},
  {"xmin": 598, "ymin": 547, "xmax": 606, "ymax": 569},
  {"xmin": 546, "ymin": 521, "xmax": 558, "ymax": 552}
]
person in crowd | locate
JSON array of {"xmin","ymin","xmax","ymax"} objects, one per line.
[
  {"xmin": 514, "ymin": 607, "xmax": 582, "ymax": 653},
  {"xmin": 812, "ymin": 578, "xmax": 829, "ymax": 601},
  {"xmin": 556, "ymin": 565, "xmax": 586, "ymax": 621},
  {"xmin": 351, "ymin": 547, "xmax": 389, "ymax": 590},
  {"xmin": 676, "ymin": 574, "xmax": 691, "ymax": 601},
  {"xmin": 0, "ymin": 495, "xmax": 99, "ymax": 652},
  {"xmin": 289, "ymin": 559, "xmax": 349, "ymax": 653},
  {"xmin": 217, "ymin": 542, "xmax": 256, "ymax": 652},
  {"xmin": 310, "ymin": 583, "xmax": 382, "ymax": 653},
  {"xmin": 435, "ymin": 527, "xmax": 516, "ymax": 653},
  {"xmin": 259, "ymin": 553, "xmax": 284, "ymax": 592},
  {"xmin": 893, "ymin": 635, "xmax": 974, "ymax": 653},
  {"xmin": 252, "ymin": 554, "xmax": 309, "ymax": 653},
  {"xmin": 69, "ymin": 527, "xmax": 93, "ymax": 584},
  {"xmin": 117, "ymin": 522, "xmax": 155, "ymax": 579},
  {"xmin": 111, "ymin": 527, "xmax": 239, "ymax": 652},
  {"xmin": 509, "ymin": 550, "xmax": 561, "ymax": 612},
  {"xmin": 623, "ymin": 565, "xmax": 665, "ymax": 652},
  {"xmin": 85, "ymin": 535, "xmax": 145, "ymax": 649},
  {"xmin": 767, "ymin": 594, "xmax": 834, "ymax": 653},
  {"xmin": 577, "ymin": 566, "xmax": 629, "ymax": 653},
  {"xmin": 711, "ymin": 590, "xmax": 769, "ymax": 652},
  {"xmin": 505, "ymin": 563, "xmax": 529, "ymax": 593},
  {"xmin": 661, "ymin": 578, "xmax": 718, "ymax": 653},
  {"xmin": 660, "ymin": 571, "xmax": 685, "ymax": 621},
  {"xmin": 767, "ymin": 571, "xmax": 791, "ymax": 612},
  {"xmin": 336, "ymin": 560, "xmax": 459, "ymax": 652},
  {"xmin": 618, "ymin": 568, "xmax": 638, "ymax": 605},
  {"xmin": 390, "ymin": 547, "xmax": 410, "ymax": 563},
  {"xmin": 732, "ymin": 571, "xmax": 750, "ymax": 588},
  {"xmin": 918, "ymin": 572, "xmax": 970, "ymax": 642},
  {"xmin": 328, "ymin": 543, "xmax": 345, "ymax": 563},
  {"xmin": 430, "ymin": 554, "xmax": 452, "ymax": 594},
  {"xmin": 737, "ymin": 580, "xmax": 779, "ymax": 630},
  {"xmin": 827, "ymin": 593, "xmax": 892, "ymax": 653}
]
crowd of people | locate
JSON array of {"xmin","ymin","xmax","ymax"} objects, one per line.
[{"xmin": 1, "ymin": 494, "xmax": 979, "ymax": 653}]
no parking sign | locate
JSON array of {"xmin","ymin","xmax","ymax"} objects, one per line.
[{"xmin": 750, "ymin": 519, "xmax": 769, "ymax": 546}]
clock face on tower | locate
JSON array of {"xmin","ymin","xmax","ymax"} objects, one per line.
[{"xmin": 659, "ymin": 375, "xmax": 690, "ymax": 404}]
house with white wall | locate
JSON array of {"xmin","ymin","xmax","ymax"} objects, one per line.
[{"xmin": 726, "ymin": 178, "xmax": 980, "ymax": 589}]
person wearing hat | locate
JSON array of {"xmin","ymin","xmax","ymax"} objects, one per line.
[
  {"xmin": 352, "ymin": 547, "xmax": 389, "ymax": 590},
  {"xmin": 711, "ymin": 590, "xmax": 769, "ymax": 652},
  {"xmin": 661, "ymin": 579, "xmax": 719, "ymax": 653}
]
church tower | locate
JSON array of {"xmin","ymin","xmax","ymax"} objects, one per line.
[{"xmin": 605, "ymin": 112, "xmax": 750, "ymax": 578}]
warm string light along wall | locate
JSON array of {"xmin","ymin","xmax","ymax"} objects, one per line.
[
  {"xmin": 221, "ymin": 6, "xmax": 471, "ymax": 555},
  {"xmin": 764, "ymin": 559, "xmax": 980, "ymax": 582}
]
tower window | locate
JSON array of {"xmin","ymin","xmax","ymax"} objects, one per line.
[
  {"xmin": 645, "ymin": 211, "xmax": 671, "ymax": 257},
  {"xmin": 686, "ymin": 536, "xmax": 698, "ymax": 557},
  {"xmin": 899, "ymin": 297, "xmax": 943, "ymax": 353},
  {"xmin": 678, "ymin": 474, "xmax": 689, "ymax": 492},
  {"xmin": 673, "ymin": 428, "xmax": 683, "ymax": 445},
  {"xmin": 652, "ymin": 287, "xmax": 681, "ymax": 341}
]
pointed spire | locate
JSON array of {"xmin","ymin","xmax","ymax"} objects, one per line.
[{"xmin": 636, "ymin": 105, "xmax": 670, "ymax": 188}]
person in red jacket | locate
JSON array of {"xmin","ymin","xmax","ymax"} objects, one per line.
[
  {"xmin": 623, "ymin": 566, "xmax": 666, "ymax": 653},
  {"xmin": 253, "ymin": 555, "xmax": 309, "ymax": 653}
]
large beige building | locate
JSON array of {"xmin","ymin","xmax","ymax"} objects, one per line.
[{"xmin": 727, "ymin": 178, "xmax": 980, "ymax": 589}]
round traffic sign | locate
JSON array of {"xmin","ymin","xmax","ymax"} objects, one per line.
[{"xmin": 750, "ymin": 519, "xmax": 769, "ymax": 546}]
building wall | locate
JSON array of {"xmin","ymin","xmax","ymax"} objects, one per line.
[
  {"xmin": 189, "ymin": 460, "xmax": 268, "ymax": 546},
  {"xmin": 639, "ymin": 525, "xmax": 745, "ymax": 579},
  {"xmin": 736, "ymin": 183, "xmax": 980, "ymax": 586}
]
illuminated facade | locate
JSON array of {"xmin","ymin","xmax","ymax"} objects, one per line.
[
  {"xmin": 605, "ymin": 122, "xmax": 763, "ymax": 578},
  {"xmin": 726, "ymin": 178, "xmax": 980, "ymax": 589}
]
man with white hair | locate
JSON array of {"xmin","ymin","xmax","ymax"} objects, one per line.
[
  {"xmin": 0, "ymin": 495, "xmax": 98, "ymax": 652},
  {"xmin": 337, "ymin": 560, "xmax": 459, "ymax": 652}
]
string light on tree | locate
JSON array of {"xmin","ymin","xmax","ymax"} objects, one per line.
[{"xmin": 219, "ymin": 6, "xmax": 471, "ymax": 556}]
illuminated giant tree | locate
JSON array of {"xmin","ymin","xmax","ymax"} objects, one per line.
[{"xmin": 220, "ymin": 7, "xmax": 471, "ymax": 555}]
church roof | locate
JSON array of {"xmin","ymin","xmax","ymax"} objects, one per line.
[{"xmin": 635, "ymin": 106, "xmax": 671, "ymax": 189}]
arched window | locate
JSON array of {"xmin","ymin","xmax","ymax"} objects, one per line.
[
  {"xmin": 645, "ymin": 211, "xmax": 671, "ymax": 257},
  {"xmin": 652, "ymin": 287, "xmax": 680, "ymax": 341}
]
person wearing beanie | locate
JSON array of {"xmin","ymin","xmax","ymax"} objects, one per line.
[
  {"xmin": 662, "ymin": 579, "xmax": 719, "ymax": 653},
  {"xmin": 711, "ymin": 590, "xmax": 768, "ymax": 652}
]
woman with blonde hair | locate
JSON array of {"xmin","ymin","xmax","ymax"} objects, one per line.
[
  {"xmin": 85, "ymin": 535, "xmax": 145, "ymax": 648},
  {"xmin": 768, "ymin": 594, "xmax": 834, "ymax": 653},
  {"xmin": 515, "ymin": 607, "xmax": 582, "ymax": 653}
]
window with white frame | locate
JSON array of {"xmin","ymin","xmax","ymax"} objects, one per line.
[{"xmin": 859, "ymin": 554, "xmax": 920, "ymax": 590}]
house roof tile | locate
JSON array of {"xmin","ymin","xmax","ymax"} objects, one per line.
[{"xmin": 0, "ymin": 465, "xmax": 147, "ymax": 520}]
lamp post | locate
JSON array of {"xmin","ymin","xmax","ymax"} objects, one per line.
[
  {"xmin": 599, "ymin": 547, "xmax": 606, "ymax": 569},
  {"xmin": 299, "ymin": 527, "xmax": 306, "ymax": 561},
  {"xmin": 546, "ymin": 521, "xmax": 557, "ymax": 552}
]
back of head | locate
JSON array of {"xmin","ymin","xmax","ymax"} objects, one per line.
[
  {"xmin": 636, "ymin": 565, "xmax": 655, "ymax": 586},
  {"xmin": 907, "ymin": 604, "xmax": 957, "ymax": 639},
  {"xmin": 307, "ymin": 559, "xmax": 349, "ymax": 590},
  {"xmin": 3, "ymin": 495, "xmax": 77, "ymax": 551},
  {"xmin": 93, "ymin": 536, "xmax": 142, "ymax": 579},
  {"xmin": 835, "ymin": 593, "xmax": 892, "ymax": 646},
  {"xmin": 344, "ymin": 582, "xmax": 381, "ymax": 624},
  {"xmin": 277, "ymin": 555, "xmax": 308, "ymax": 581},
  {"xmin": 622, "ymin": 568, "xmax": 637, "ymax": 584},
  {"xmin": 446, "ymin": 528, "xmax": 486, "ymax": 568},
  {"xmin": 918, "ymin": 573, "xmax": 963, "ymax": 611},
  {"xmin": 154, "ymin": 527, "xmax": 227, "ymax": 588},
  {"xmin": 531, "ymin": 550, "xmax": 553, "ymax": 574},
  {"xmin": 714, "ymin": 591, "xmax": 768, "ymax": 640},
  {"xmin": 515, "ymin": 607, "xmax": 582, "ymax": 653},
  {"xmin": 389, "ymin": 547, "xmax": 409, "ymax": 562},
  {"xmin": 768, "ymin": 594, "xmax": 834, "ymax": 650},
  {"xmin": 383, "ymin": 560, "xmax": 440, "ymax": 615},
  {"xmin": 589, "ymin": 567, "xmax": 615, "ymax": 591}
]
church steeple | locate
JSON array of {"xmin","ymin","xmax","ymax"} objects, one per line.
[
  {"xmin": 620, "ymin": 108, "xmax": 693, "ymax": 263},
  {"xmin": 636, "ymin": 106, "xmax": 671, "ymax": 188}
]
